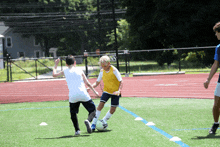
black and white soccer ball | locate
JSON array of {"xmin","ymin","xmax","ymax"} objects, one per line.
[{"xmin": 96, "ymin": 120, "xmax": 108, "ymax": 131}]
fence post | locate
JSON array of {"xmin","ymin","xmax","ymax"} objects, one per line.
[
  {"xmin": 35, "ymin": 59, "xmax": 37, "ymax": 79},
  {"xmin": 179, "ymin": 50, "xmax": 182, "ymax": 71},
  {"xmin": 9, "ymin": 55, "xmax": 12, "ymax": 82},
  {"xmin": 61, "ymin": 57, "xmax": 63, "ymax": 71},
  {"xmin": 128, "ymin": 52, "xmax": 130, "ymax": 74},
  {"xmin": 124, "ymin": 49, "xmax": 129, "ymax": 77},
  {"xmin": 84, "ymin": 50, "xmax": 88, "ymax": 78},
  {"xmin": 6, "ymin": 54, "xmax": 9, "ymax": 82}
]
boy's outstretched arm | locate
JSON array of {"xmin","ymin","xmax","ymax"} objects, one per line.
[
  {"xmin": 82, "ymin": 72, "xmax": 99, "ymax": 97},
  {"xmin": 52, "ymin": 59, "xmax": 64, "ymax": 78}
]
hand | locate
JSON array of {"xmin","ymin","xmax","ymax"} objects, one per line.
[
  {"xmin": 87, "ymin": 88, "xmax": 90, "ymax": 93},
  {"xmin": 95, "ymin": 91, "xmax": 99, "ymax": 98},
  {"xmin": 204, "ymin": 80, "xmax": 210, "ymax": 89},
  {"xmin": 113, "ymin": 91, "xmax": 120, "ymax": 96},
  {"xmin": 54, "ymin": 58, "xmax": 60, "ymax": 68}
]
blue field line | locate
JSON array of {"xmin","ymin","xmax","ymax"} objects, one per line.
[
  {"xmin": 119, "ymin": 105, "xmax": 190, "ymax": 147},
  {"xmin": 0, "ymin": 106, "xmax": 69, "ymax": 111},
  {"xmin": 0, "ymin": 104, "xmax": 110, "ymax": 112},
  {"xmin": 172, "ymin": 128, "xmax": 220, "ymax": 131}
]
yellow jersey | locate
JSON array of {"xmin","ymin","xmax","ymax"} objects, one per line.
[{"xmin": 102, "ymin": 66, "xmax": 120, "ymax": 94}]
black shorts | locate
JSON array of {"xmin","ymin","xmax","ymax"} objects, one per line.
[
  {"xmin": 69, "ymin": 99, "xmax": 96, "ymax": 114},
  {"xmin": 100, "ymin": 92, "xmax": 121, "ymax": 107}
]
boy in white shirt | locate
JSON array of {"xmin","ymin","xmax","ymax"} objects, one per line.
[{"xmin": 53, "ymin": 55, "xmax": 99, "ymax": 135}]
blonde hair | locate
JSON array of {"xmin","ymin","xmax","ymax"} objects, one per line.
[{"xmin": 99, "ymin": 55, "xmax": 110, "ymax": 64}]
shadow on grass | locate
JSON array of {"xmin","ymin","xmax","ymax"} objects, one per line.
[
  {"xmin": 35, "ymin": 134, "xmax": 90, "ymax": 139},
  {"xmin": 192, "ymin": 134, "xmax": 220, "ymax": 139},
  {"xmin": 92, "ymin": 130, "xmax": 112, "ymax": 133},
  {"xmin": 35, "ymin": 130, "xmax": 112, "ymax": 139}
]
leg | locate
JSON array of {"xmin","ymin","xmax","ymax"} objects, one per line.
[
  {"xmin": 82, "ymin": 100, "xmax": 96, "ymax": 122},
  {"xmin": 209, "ymin": 96, "xmax": 220, "ymax": 134},
  {"xmin": 69, "ymin": 102, "xmax": 80, "ymax": 132},
  {"xmin": 213, "ymin": 96, "xmax": 220, "ymax": 122},
  {"xmin": 91, "ymin": 93, "xmax": 110, "ymax": 130},
  {"xmin": 97, "ymin": 102, "xmax": 105, "ymax": 111},
  {"xmin": 110, "ymin": 106, "xmax": 117, "ymax": 114},
  {"xmin": 209, "ymin": 84, "xmax": 220, "ymax": 134},
  {"xmin": 82, "ymin": 100, "xmax": 96, "ymax": 133},
  {"xmin": 70, "ymin": 112, "xmax": 80, "ymax": 132},
  {"xmin": 94, "ymin": 93, "xmax": 110, "ymax": 121},
  {"xmin": 103, "ymin": 94, "xmax": 120, "ymax": 123}
]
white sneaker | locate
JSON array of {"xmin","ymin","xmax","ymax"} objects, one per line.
[
  {"xmin": 75, "ymin": 130, "xmax": 80, "ymax": 136},
  {"xmin": 101, "ymin": 120, "xmax": 108, "ymax": 129},
  {"xmin": 84, "ymin": 120, "xmax": 92, "ymax": 133},
  {"xmin": 102, "ymin": 119, "xmax": 107, "ymax": 124}
]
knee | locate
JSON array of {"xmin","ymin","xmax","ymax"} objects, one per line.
[
  {"xmin": 88, "ymin": 110, "xmax": 96, "ymax": 122},
  {"xmin": 89, "ymin": 110, "xmax": 96, "ymax": 116},
  {"xmin": 213, "ymin": 104, "xmax": 220, "ymax": 109},
  {"xmin": 110, "ymin": 107, "xmax": 116, "ymax": 114}
]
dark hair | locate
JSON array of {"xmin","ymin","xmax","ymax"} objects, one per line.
[
  {"xmin": 66, "ymin": 55, "xmax": 75, "ymax": 65},
  {"xmin": 213, "ymin": 22, "xmax": 220, "ymax": 32}
]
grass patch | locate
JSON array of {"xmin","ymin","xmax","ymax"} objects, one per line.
[{"xmin": 0, "ymin": 98, "xmax": 217, "ymax": 147}]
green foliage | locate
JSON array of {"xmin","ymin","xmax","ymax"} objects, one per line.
[
  {"xmin": 119, "ymin": 0, "xmax": 220, "ymax": 62},
  {"xmin": 106, "ymin": 19, "xmax": 131, "ymax": 50},
  {"xmin": 183, "ymin": 51, "xmax": 205, "ymax": 63},
  {"xmin": 156, "ymin": 50, "xmax": 176, "ymax": 66},
  {"xmin": 85, "ymin": 57, "xmax": 99, "ymax": 66}
]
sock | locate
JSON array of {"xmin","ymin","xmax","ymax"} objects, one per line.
[
  {"xmin": 92, "ymin": 110, "xmax": 101, "ymax": 125},
  {"xmin": 214, "ymin": 122, "xmax": 219, "ymax": 124},
  {"xmin": 103, "ymin": 110, "xmax": 112, "ymax": 123}
]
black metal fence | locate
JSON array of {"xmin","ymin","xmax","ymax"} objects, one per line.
[
  {"xmin": 84, "ymin": 46, "xmax": 216, "ymax": 77},
  {"xmin": 0, "ymin": 46, "xmax": 217, "ymax": 82},
  {"xmin": 1, "ymin": 55, "xmax": 61, "ymax": 82}
]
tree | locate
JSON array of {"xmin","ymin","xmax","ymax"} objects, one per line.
[
  {"xmin": 0, "ymin": 0, "xmax": 126, "ymax": 57},
  {"xmin": 106, "ymin": 19, "xmax": 131, "ymax": 50},
  {"xmin": 119, "ymin": 0, "xmax": 220, "ymax": 65}
]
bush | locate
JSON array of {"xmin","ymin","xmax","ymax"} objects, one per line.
[
  {"xmin": 156, "ymin": 50, "xmax": 175, "ymax": 66},
  {"xmin": 184, "ymin": 51, "xmax": 205, "ymax": 63}
]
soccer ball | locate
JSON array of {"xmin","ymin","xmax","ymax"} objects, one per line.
[{"xmin": 96, "ymin": 120, "xmax": 108, "ymax": 131}]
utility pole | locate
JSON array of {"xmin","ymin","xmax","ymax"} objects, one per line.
[
  {"xmin": 112, "ymin": 0, "xmax": 119, "ymax": 71},
  {"xmin": 97, "ymin": 0, "xmax": 101, "ymax": 51}
]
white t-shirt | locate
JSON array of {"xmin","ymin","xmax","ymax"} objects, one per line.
[{"xmin": 63, "ymin": 67, "xmax": 91, "ymax": 103}]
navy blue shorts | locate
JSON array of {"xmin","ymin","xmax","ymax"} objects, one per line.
[
  {"xmin": 100, "ymin": 92, "xmax": 121, "ymax": 107},
  {"xmin": 69, "ymin": 99, "xmax": 96, "ymax": 114}
]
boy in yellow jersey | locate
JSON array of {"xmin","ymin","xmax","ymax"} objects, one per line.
[{"xmin": 90, "ymin": 55, "xmax": 123, "ymax": 131}]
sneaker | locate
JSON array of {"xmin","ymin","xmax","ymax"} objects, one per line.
[
  {"xmin": 75, "ymin": 130, "xmax": 80, "ymax": 136},
  {"xmin": 91, "ymin": 124, "xmax": 96, "ymax": 131},
  {"xmin": 102, "ymin": 120, "xmax": 108, "ymax": 129},
  {"xmin": 209, "ymin": 123, "xmax": 219, "ymax": 134},
  {"xmin": 84, "ymin": 120, "xmax": 92, "ymax": 133}
]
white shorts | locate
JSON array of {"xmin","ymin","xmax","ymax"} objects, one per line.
[{"xmin": 214, "ymin": 83, "xmax": 220, "ymax": 97}]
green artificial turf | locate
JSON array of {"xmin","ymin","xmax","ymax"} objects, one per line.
[{"xmin": 0, "ymin": 97, "xmax": 217, "ymax": 147}]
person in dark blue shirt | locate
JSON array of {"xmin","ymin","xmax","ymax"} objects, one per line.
[{"xmin": 204, "ymin": 22, "xmax": 220, "ymax": 134}]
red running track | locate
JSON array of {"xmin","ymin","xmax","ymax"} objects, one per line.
[{"xmin": 0, "ymin": 74, "xmax": 218, "ymax": 104}]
